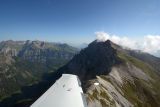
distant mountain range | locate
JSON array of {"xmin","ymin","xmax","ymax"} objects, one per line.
[
  {"xmin": 0, "ymin": 40, "xmax": 78, "ymax": 100},
  {"xmin": 0, "ymin": 40, "xmax": 160, "ymax": 107}
]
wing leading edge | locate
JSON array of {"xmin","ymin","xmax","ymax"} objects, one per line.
[{"xmin": 31, "ymin": 74, "xmax": 87, "ymax": 107}]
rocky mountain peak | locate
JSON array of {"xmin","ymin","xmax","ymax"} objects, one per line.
[
  {"xmin": 60, "ymin": 40, "xmax": 120, "ymax": 80},
  {"xmin": 57, "ymin": 40, "xmax": 160, "ymax": 107},
  {"xmin": 0, "ymin": 40, "xmax": 160, "ymax": 107}
]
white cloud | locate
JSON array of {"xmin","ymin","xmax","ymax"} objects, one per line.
[
  {"xmin": 95, "ymin": 32, "xmax": 109, "ymax": 42},
  {"xmin": 95, "ymin": 31, "xmax": 160, "ymax": 57},
  {"xmin": 143, "ymin": 35, "xmax": 160, "ymax": 53}
]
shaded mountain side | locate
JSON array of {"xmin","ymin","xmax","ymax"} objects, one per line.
[
  {"xmin": 0, "ymin": 54, "xmax": 36, "ymax": 100},
  {"xmin": 0, "ymin": 70, "xmax": 63, "ymax": 107},
  {"xmin": 0, "ymin": 40, "xmax": 78, "ymax": 100},
  {"xmin": 59, "ymin": 40, "xmax": 121, "ymax": 81},
  {"xmin": 58, "ymin": 40, "xmax": 160, "ymax": 107},
  {"xmin": 1, "ymin": 40, "xmax": 160, "ymax": 107}
]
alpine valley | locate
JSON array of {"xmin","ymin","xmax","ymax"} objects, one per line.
[
  {"xmin": 0, "ymin": 40, "xmax": 78, "ymax": 101},
  {"xmin": 0, "ymin": 40, "xmax": 160, "ymax": 107}
]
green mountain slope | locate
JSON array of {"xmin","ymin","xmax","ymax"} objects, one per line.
[
  {"xmin": 0, "ymin": 40, "xmax": 78, "ymax": 100},
  {"xmin": 86, "ymin": 52, "xmax": 160, "ymax": 107},
  {"xmin": 1, "ymin": 40, "xmax": 160, "ymax": 107},
  {"xmin": 58, "ymin": 40, "xmax": 160, "ymax": 107}
]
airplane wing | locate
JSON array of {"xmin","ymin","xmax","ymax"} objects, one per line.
[{"xmin": 31, "ymin": 74, "xmax": 87, "ymax": 107}]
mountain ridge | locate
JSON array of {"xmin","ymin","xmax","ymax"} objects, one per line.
[
  {"xmin": 57, "ymin": 39, "xmax": 160, "ymax": 107},
  {"xmin": 0, "ymin": 40, "xmax": 78, "ymax": 100},
  {"xmin": 0, "ymin": 39, "xmax": 160, "ymax": 107}
]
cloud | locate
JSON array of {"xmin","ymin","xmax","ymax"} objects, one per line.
[
  {"xmin": 143, "ymin": 35, "xmax": 160, "ymax": 53},
  {"xmin": 95, "ymin": 32, "xmax": 109, "ymax": 42},
  {"xmin": 95, "ymin": 31, "xmax": 160, "ymax": 57}
]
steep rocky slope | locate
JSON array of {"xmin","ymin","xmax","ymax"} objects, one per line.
[
  {"xmin": 0, "ymin": 40, "xmax": 78, "ymax": 100},
  {"xmin": 1, "ymin": 39, "xmax": 159, "ymax": 107},
  {"xmin": 60, "ymin": 40, "xmax": 121, "ymax": 80},
  {"xmin": 58, "ymin": 40, "xmax": 160, "ymax": 107}
]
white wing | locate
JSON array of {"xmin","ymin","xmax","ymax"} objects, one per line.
[{"xmin": 31, "ymin": 74, "xmax": 87, "ymax": 107}]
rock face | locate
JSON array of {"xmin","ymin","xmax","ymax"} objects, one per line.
[
  {"xmin": 60, "ymin": 40, "xmax": 120, "ymax": 80},
  {"xmin": 0, "ymin": 40, "xmax": 77, "ymax": 62},
  {"xmin": 18, "ymin": 40, "xmax": 76, "ymax": 62},
  {"xmin": 0, "ymin": 40, "xmax": 24, "ymax": 57},
  {"xmin": 0, "ymin": 40, "xmax": 78, "ymax": 100},
  {"xmin": 2, "ymin": 40, "xmax": 160, "ymax": 107},
  {"xmin": 58, "ymin": 40, "xmax": 160, "ymax": 107}
]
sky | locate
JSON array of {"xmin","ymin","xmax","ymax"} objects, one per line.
[
  {"xmin": 0, "ymin": 0, "xmax": 160, "ymax": 52},
  {"xmin": 96, "ymin": 32, "xmax": 160, "ymax": 57}
]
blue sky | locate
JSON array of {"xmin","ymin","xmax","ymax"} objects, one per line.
[{"xmin": 0, "ymin": 0, "xmax": 160, "ymax": 45}]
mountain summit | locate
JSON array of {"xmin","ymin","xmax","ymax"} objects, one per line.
[
  {"xmin": 60, "ymin": 40, "xmax": 120, "ymax": 80},
  {"xmin": 58, "ymin": 40, "xmax": 160, "ymax": 107},
  {"xmin": 1, "ymin": 40, "xmax": 160, "ymax": 107}
]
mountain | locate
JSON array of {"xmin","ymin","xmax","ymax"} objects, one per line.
[
  {"xmin": 58, "ymin": 40, "xmax": 160, "ymax": 107},
  {"xmin": 60, "ymin": 40, "xmax": 121, "ymax": 80},
  {"xmin": 0, "ymin": 40, "xmax": 78, "ymax": 100},
  {"xmin": 1, "ymin": 40, "xmax": 160, "ymax": 107}
]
